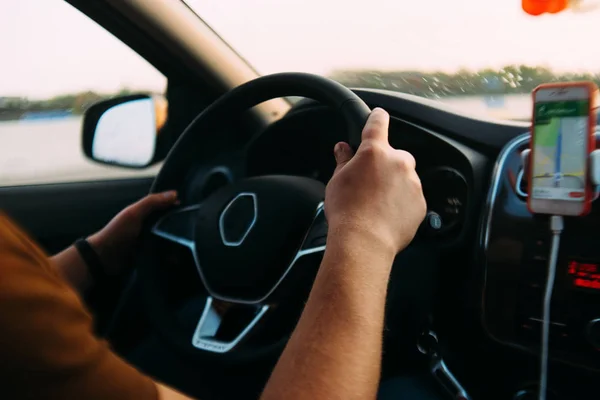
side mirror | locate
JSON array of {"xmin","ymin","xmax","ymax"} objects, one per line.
[{"xmin": 82, "ymin": 94, "xmax": 168, "ymax": 168}]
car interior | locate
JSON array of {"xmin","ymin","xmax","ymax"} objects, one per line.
[{"xmin": 2, "ymin": 1, "xmax": 600, "ymax": 399}]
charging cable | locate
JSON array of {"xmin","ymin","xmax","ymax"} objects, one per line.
[{"xmin": 539, "ymin": 215, "xmax": 564, "ymax": 400}]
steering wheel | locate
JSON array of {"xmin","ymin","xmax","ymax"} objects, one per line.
[{"xmin": 137, "ymin": 72, "xmax": 371, "ymax": 363}]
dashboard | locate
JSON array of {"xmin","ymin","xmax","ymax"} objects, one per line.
[
  {"xmin": 120, "ymin": 86, "xmax": 600, "ymax": 399},
  {"xmin": 246, "ymin": 103, "xmax": 485, "ymax": 244},
  {"xmin": 482, "ymin": 133, "xmax": 600, "ymax": 372},
  {"xmin": 242, "ymin": 89, "xmax": 600, "ymax": 399}
]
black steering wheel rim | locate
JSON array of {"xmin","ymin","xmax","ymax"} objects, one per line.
[
  {"xmin": 150, "ymin": 72, "xmax": 370, "ymax": 193},
  {"xmin": 138, "ymin": 72, "xmax": 371, "ymax": 364}
]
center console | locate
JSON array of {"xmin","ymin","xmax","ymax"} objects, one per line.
[{"xmin": 481, "ymin": 133, "xmax": 600, "ymax": 371}]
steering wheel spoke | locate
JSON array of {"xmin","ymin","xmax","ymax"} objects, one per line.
[
  {"xmin": 192, "ymin": 296, "xmax": 270, "ymax": 353},
  {"xmin": 297, "ymin": 202, "xmax": 326, "ymax": 256},
  {"xmin": 151, "ymin": 204, "xmax": 200, "ymax": 249}
]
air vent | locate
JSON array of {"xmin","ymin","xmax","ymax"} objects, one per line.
[{"xmin": 516, "ymin": 169, "xmax": 528, "ymax": 197}]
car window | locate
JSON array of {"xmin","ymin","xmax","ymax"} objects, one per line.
[
  {"xmin": 185, "ymin": 0, "xmax": 600, "ymax": 122},
  {"xmin": 0, "ymin": 1, "xmax": 166, "ymax": 187}
]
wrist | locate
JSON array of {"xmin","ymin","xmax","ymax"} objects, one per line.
[
  {"xmin": 324, "ymin": 225, "xmax": 396, "ymax": 275},
  {"xmin": 76, "ymin": 235, "xmax": 109, "ymax": 283},
  {"xmin": 327, "ymin": 222, "xmax": 396, "ymax": 260},
  {"xmin": 87, "ymin": 232, "xmax": 111, "ymax": 273},
  {"xmin": 87, "ymin": 232, "xmax": 103, "ymax": 256}
]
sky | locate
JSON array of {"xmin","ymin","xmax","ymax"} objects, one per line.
[
  {"xmin": 2, "ymin": 0, "xmax": 600, "ymax": 99},
  {"xmin": 0, "ymin": 0, "xmax": 166, "ymax": 99}
]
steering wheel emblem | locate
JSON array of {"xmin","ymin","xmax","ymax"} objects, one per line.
[{"xmin": 219, "ymin": 192, "xmax": 257, "ymax": 246}]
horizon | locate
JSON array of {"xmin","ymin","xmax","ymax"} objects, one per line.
[
  {"xmin": 1, "ymin": 87, "xmax": 165, "ymax": 102},
  {"xmin": 7, "ymin": 63, "xmax": 600, "ymax": 101},
  {"xmin": 5, "ymin": 64, "xmax": 600, "ymax": 102}
]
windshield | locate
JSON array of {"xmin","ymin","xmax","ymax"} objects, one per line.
[{"xmin": 184, "ymin": 0, "xmax": 600, "ymax": 121}]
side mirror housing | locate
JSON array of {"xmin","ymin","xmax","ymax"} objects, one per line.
[{"xmin": 82, "ymin": 94, "xmax": 168, "ymax": 169}]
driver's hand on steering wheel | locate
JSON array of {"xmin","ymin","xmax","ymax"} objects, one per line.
[
  {"xmin": 51, "ymin": 191, "xmax": 179, "ymax": 292},
  {"xmin": 265, "ymin": 108, "xmax": 427, "ymax": 400},
  {"xmin": 88, "ymin": 191, "xmax": 179, "ymax": 277},
  {"xmin": 325, "ymin": 107, "xmax": 426, "ymax": 258}
]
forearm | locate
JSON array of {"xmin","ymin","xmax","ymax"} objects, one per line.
[
  {"xmin": 261, "ymin": 231, "xmax": 395, "ymax": 400},
  {"xmin": 50, "ymin": 245, "xmax": 93, "ymax": 293}
]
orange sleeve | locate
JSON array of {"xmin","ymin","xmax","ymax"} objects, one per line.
[{"xmin": 0, "ymin": 214, "xmax": 158, "ymax": 400}]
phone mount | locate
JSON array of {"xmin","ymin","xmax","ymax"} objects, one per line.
[{"xmin": 521, "ymin": 148, "xmax": 600, "ymax": 190}]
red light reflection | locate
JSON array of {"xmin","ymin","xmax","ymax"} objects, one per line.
[{"xmin": 568, "ymin": 261, "xmax": 600, "ymax": 290}]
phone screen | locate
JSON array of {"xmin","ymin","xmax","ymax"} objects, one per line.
[{"xmin": 531, "ymin": 99, "xmax": 589, "ymax": 201}]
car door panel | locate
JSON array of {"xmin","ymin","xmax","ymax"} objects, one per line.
[{"xmin": 0, "ymin": 178, "xmax": 153, "ymax": 254}]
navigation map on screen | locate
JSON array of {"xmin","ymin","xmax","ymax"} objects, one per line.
[{"xmin": 531, "ymin": 100, "xmax": 589, "ymax": 201}]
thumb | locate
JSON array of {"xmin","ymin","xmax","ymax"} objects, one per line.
[{"xmin": 333, "ymin": 142, "xmax": 354, "ymax": 175}]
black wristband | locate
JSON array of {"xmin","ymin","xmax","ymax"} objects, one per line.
[{"xmin": 74, "ymin": 238, "xmax": 107, "ymax": 285}]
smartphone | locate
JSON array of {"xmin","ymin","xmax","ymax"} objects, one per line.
[{"xmin": 528, "ymin": 82, "xmax": 598, "ymax": 216}]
